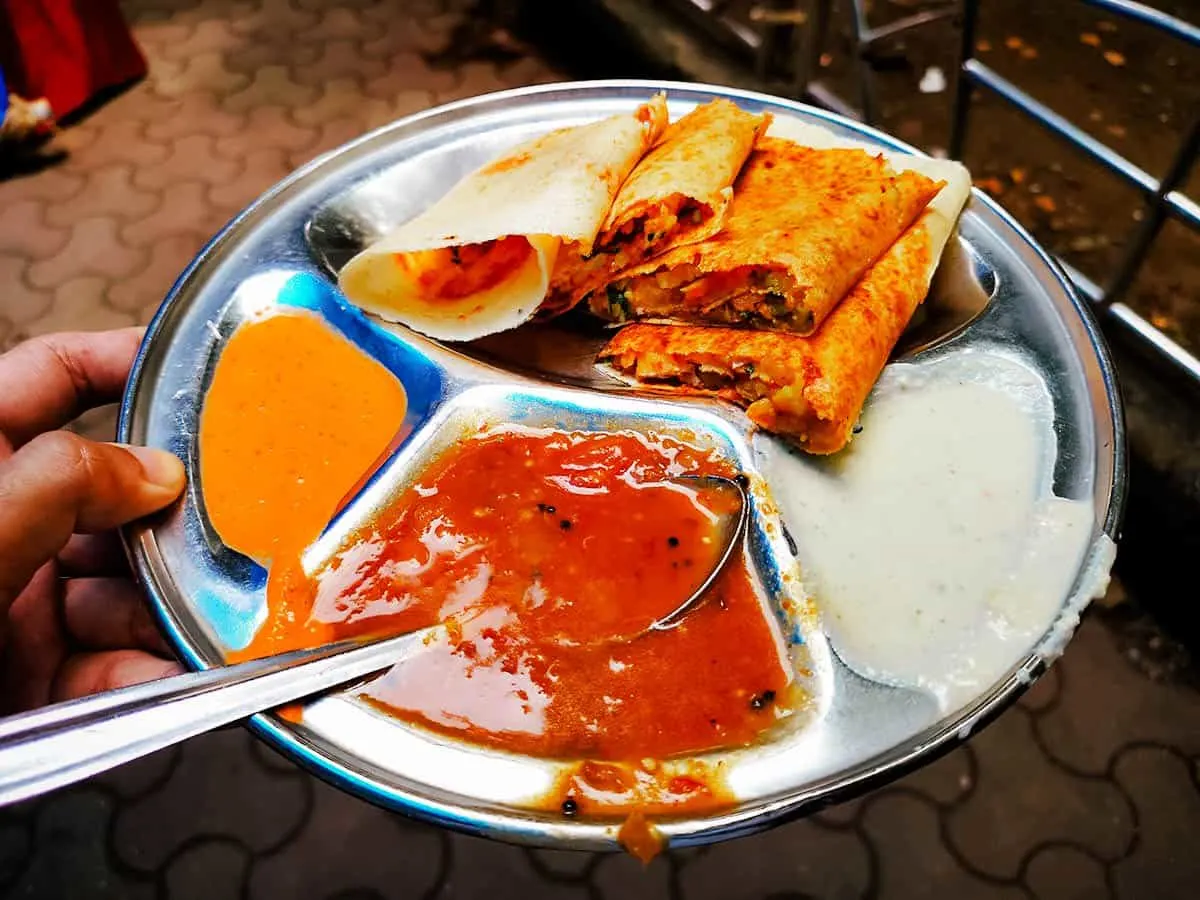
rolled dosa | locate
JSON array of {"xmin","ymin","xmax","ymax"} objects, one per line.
[
  {"xmin": 588, "ymin": 137, "xmax": 943, "ymax": 335},
  {"xmin": 337, "ymin": 96, "xmax": 668, "ymax": 342},
  {"xmin": 540, "ymin": 99, "xmax": 770, "ymax": 317},
  {"xmin": 598, "ymin": 127, "xmax": 971, "ymax": 455}
]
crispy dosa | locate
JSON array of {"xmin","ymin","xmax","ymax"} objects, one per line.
[
  {"xmin": 541, "ymin": 100, "xmax": 770, "ymax": 317},
  {"xmin": 588, "ymin": 137, "xmax": 942, "ymax": 335},
  {"xmin": 337, "ymin": 96, "xmax": 668, "ymax": 342},
  {"xmin": 599, "ymin": 121, "xmax": 972, "ymax": 454}
]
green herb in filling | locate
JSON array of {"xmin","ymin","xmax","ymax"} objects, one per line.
[{"xmin": 606, "ymin": 283, "xmax": 631, "ymax": 322}]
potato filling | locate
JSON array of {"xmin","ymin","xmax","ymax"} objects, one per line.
[
  {"xmin": 591, "ymin": 265, "xmax": 811, "ymax": 330},
  {"xmin": 397, "ymin": 235, "xmax": 533, "ymax": 302}
]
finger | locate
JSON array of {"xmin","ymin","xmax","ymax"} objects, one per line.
[
  {"xmin": 62, "ymin": 577, "xmax": 170, "ymax": 654},
  {"xmin": 58, "ymin": 533, "xmax": 131, "ymax": 578},
  {"xmin": 52, "ymin": 649, "xmax": 182, "ymax": 703},
  {"xmin": 0, "ymin": 328, "xmax": 145, "ymax": 451},
  {"xmin": 1, "ymin": 564, "xmax": 67, "ymax": 713},
  {"xmin": 0, "ymin": 433, "xmax": 185, "ymax": 609}
]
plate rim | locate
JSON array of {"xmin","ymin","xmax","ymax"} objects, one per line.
[{"xmin": 118, "ymin": 78, "xmax": 1127, "ymax": 850}]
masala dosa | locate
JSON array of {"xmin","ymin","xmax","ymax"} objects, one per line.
[
  {"xmin": 338, "ymin": 96, "xmax": 668, "ymax": 342},
  {"xmin": 598, "ymin": 123, "xmax": 972, "ymax": 455},
  {"xmin": 588, "ymin": 137, "xmax": 943, "ymax": 335},
  {"xmin": 540, "ymin": 99, "xmax": 770, "ymax": 317}
]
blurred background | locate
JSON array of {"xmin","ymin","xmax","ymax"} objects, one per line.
[{"xmin": 0, "ymin": 0, "xmax": 1197, "ymax": 897}]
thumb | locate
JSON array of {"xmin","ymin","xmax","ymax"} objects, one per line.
[{"xmin": 0, "ymin": 432, "xmax": 185, "ymax": 608}]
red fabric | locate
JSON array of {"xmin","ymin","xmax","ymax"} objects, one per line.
[{"xmin": 0, "ymin": 0, "xmax": 147, "ymax": 118}]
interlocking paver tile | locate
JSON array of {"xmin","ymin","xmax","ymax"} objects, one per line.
[
  {"xmin": 894, "ymin": 743, "xmax": 976, "ymax": 806},
  {"xmin": 810, "ymin": 797, "xmax": 865, "ymax": 828},
  {"xmin": 1018, "ymin": 663, "xmax": 1062, "ymax": 713},
  {"xmin": 361, "ymin": 52, "xmax": 459, "ymax": 99},
  {"xmin": 151, "ymin": 51, "xmax": 253, "ymax": 101},
  {"xmin": 594, "ymin": 852, "xmax": 671, "ymax": 900},
  {"xmin": 1032, "ymin": 618, "xmax": 1200, "ymax": 774},
  {"xmin": 0, "ymin": 253, "xmax": 52, "ymax": 330},
  {"xmin": 290, "ymin": 119, "xmax": 369, "ymax": 170},
  {"xmin": 37, "ymin": 276, "xmax": 137, "ymax": 335},
  {"xmin": 220, "ymin": 35, "xmax": 322, "ymax": 78},
  {"xmin": 293, "ymin": 78, "xmax": 375, "ymax": 128},
  {"xmin": 1025, "ymin": 845, "xmax": 1111, "ymax": 900},
  {"xmin": 121, "ymin": 182, "xmax": 216, "ymax": 248},
  {"xmin": 247, "ymin": 778, "xmax": 445, "ymax": 899},
  {"xmin": 439, "ymin": 834, "xmax": 589, "ymax": 900},
  {"xmin": 97, "ymin": 746, "xmax": 183, "ymax": 801},
  {"xmin": 156, "ymin": 17, "xmax": 246, "ymax": 62},
  {"xmin": 57, "ymin": 118, "xmax": 169, "ymax": 171},
  {"xmin": 229, "ymin": 0, "xmax": 320, "ymax": 39},
  {"xmin": 0, "ymin": 818, "xmax": 30, "ymax": 890},
  {"xmin": 307, "ymin": 5, "xmax": 374, "ymax": 41},
  {"xmin": 862, "ymin": 792, "xmax": 1026, "ymax": 900},
  {"xmin": 500, "ymin": 56, "xmax": 563, "ymax": 87},
  {"xmin": 361, "ymin": 16, "xmax": 448, "ymax": 57},
  {"xmin": 523, "ymin": 847, "xmax": 595, "ymax": 880},
  {"xmin": 129, "ymin": 17, "xmax": 194, "ymax": 53},
  {"xmin": 361, "ymin": 90, "xmax": 436, "ymax": 133},
  {"xmin": 296, "ymin": 0, "xmax": 380, "ymax": 10},
  {"xmin": 112, "ymin": 729, "xmax": 309, "ymax": 872},
  {"xmin": 143, "ymin": 92, "xmax": 249, "ymax": 143},
  {"xmin": 435, "ymin": 61, "xmax": 523, "ymax": 105},
  {"xmin": 214, "ymin": 107, "xmax": 317, "ymax": 160},
  {"xmin": 8, "ymin": 790, "xmax": 154, "ymax": 900},
  {"xmin": 222, "ymin": 65, "xmax": 319, "ymax": 114},
  {"xmin": 945, "ymin": 708, "xmax": 1133, "ymax": 880},
  {"xmin": 47, "ymin": 164, "xmax": 160, "ymax": 225},
  {"xmin": 134, "ymin": 134, "xmax": 244, "ymax": 191},
  {"xmin": 0, "ymin": 168, "xmax": 86, "ymax": 205},
  {"xmin": 210, "ymin": 148, "xmax": 293, "ymax": 213},
  {"xmin": 67, "ymin": 78, "xmax": 178, "ymax": 130},
  {"xmin": 291, "ymin": 39, "xmax": 389, "ymax": 88},
  {"xmin": 1110, "ymin": 746, "xmax": 1200, "ymax": 899},
  {"xmin": 0, "ymin": 200, "xmax": 70, "ymax": 258},
  {"xmin": 677, "ymin": 818, "xmax": 871, "ymax": 899},
  {"xmin": 164, "ymin": 838, "xmax": 252, "ymax": 900},
  {"xmin": 249, "ymin": 733, "xmax": 308, "ymax": 775},
  {"xmin": 27, "ymin": 218, "xmax": 145, "ymax": 290},
  {"xmin": 108, "ymin": 232, "xmax": 210, "ymax": 316}
]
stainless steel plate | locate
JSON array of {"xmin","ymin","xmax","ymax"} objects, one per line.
[{"xmin": 119, "ymin": 80, "xmax": 1124, "ymax": 851}]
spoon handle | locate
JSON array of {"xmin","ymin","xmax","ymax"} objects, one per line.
[{"xmin": 0, "ymin": 630, "xmax": 428, "ymax": 807}]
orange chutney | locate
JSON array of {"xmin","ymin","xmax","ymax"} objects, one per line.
[{"xmin": 198, "ymin": 309, "xmax": 408, "ymax": 657}]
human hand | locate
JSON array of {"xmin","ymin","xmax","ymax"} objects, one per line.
[{"xmin": 0, "ymin": 328, "xmax": 186, "ymax": 712}]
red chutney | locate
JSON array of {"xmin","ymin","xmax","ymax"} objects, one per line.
[{"xmin": 248, "ymin": 426, "xmax": 796, "ymax": 761}]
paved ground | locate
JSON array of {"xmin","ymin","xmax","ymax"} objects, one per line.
[{"xmin": 0, "ymin": 0, "xmax": 1198, "ymax": 897}]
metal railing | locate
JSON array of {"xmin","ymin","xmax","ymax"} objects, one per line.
[
  {"xmin": 951, "ymin": 0, "xmax": 1200, "ymax": 385},
  {"xmin": 662, "ymin": 0, "xmax": 1200, "ymax": 387}
]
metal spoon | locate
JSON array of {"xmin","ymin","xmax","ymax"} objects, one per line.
[
  {"xmin": 0, "ymin": 475, "xmax": 749, "ymax": 808},
  {"xmin": 631, "ymin": 473, "xmax": 749, "ymax": 635}
]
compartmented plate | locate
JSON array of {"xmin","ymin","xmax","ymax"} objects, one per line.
[{"xmin": 119, "ymin": 81, "xmax": 1124, "ymax": 850}]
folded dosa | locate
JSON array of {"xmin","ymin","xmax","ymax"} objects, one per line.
[
  {"xmin": 337, "ymin": 96, "xmax": 668, "ymax": 341},
  {"xmin": 589, "ymin": 137, "xmax": 943, "ymax": 335},
  {"xmin": 598, "ymin": 127, "xmax": 971, "ymax": 455},
  {"xmin": 540, "ymin": 99, "xmax": 770, "ymax": 317}
]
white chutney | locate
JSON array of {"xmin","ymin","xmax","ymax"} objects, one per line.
[{"xmin": 760, "ymin": 349, "xmax": 1109, "ymax": 711}]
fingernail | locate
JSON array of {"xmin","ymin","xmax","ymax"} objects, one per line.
[{"xmin": 122, "ymin": 445, "xmax": 186, "ymax": 491}]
